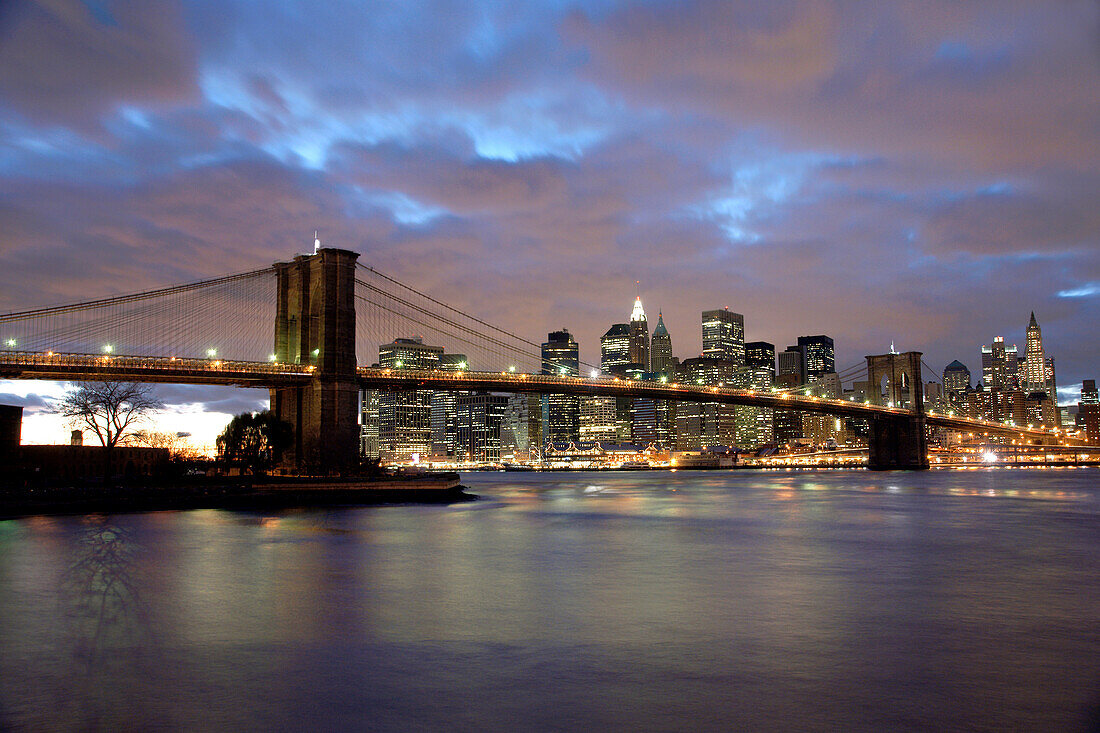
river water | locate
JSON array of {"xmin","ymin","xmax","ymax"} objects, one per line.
[{"xmin": 1, "ymin": 468, "xmax": 1099, "ymax": 731}]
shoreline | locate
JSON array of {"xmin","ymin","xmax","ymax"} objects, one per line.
[{"xmin": 0, "ymin": 474, "xmax": 475, "ymax": 520}]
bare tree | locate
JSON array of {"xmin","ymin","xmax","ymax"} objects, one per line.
[{"xmin": 59, "ymin": 382, "xmax": 164, "ymax": 450}]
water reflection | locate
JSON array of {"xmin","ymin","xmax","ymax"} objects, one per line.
[{"xmin": 0, "ymin": 469, "xmax": 1097, "ymax": 730}]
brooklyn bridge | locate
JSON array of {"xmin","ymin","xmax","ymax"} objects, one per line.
[{"xmin": 0, "ymin": 247, "xmax": 1064, "ymax": 470}]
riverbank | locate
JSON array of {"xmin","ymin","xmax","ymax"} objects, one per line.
[{"xmin": 0, "ymin": 473, "xmax": 473, "ymax": 519}]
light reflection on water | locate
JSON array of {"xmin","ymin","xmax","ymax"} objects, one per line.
[{"xmin": 1, "ymin": 468, "xmax": 1099, "ymax": 731}]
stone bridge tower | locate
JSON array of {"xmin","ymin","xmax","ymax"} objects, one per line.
[
  {"xmin": 865, "ymin": 351, "xmax": 929, "ymax": 470},
  {"xmin": 272, "ymin": 247, "xmax": 360, "ymax": 471}
]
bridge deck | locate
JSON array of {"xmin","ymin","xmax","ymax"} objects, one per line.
[{"xmin": 0, "ymin": 352, "xmax": 1061, "ymax": 441}]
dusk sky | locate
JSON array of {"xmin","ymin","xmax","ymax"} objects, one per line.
[{"xmin": 1, "ymin": 0, "xmax": 1098, "ymax": 447}]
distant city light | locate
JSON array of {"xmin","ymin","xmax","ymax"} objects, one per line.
[
  {"xmin": 312, "ymin": 348, "xmax": 320, "ymax": 356},
  {"xmin": 508, "ymin": 365, "xmax": 516, "ymax": 372},
  {"xmin": 103, "ymin": 344, "xmax": 113, "ymax": 353},
  {"xmin": 269, "ymin": 354, "xmax": 277, "ymax": 361},
  {"xmin": 4, "ymin": 338, "xmax": 14, "ymax": 347},
  {"xmin": 206, "ymin": 348, "xmax": 217, "ymax": 357}
]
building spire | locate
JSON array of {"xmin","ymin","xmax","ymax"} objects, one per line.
[
  {"xmin": 314, "ymin": 230, "xmax": 321, "ymax": 254},
  {"xmin": 1029, "ymin": 311, "xmax": 1038, "ymax": 327},
  {"xmin": 631, "ymin": 296, "xmax": 646, "ymax": 322}
]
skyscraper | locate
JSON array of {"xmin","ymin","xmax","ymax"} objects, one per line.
[
  {"xmin": 674, "ymin": 357, "xmax": 738, "ymax": 450},
  {"xmin": 777, "ymin": 346, "xmax": 804, "ymax": 385},
  {"xmin": 701, "ymin": 308, "xmax": 744, "ymax": 364},
  {"xmin": 378, "ymin": 337, "xmax": 442, "ymax": 461},
  {"xmin": 456, "ymin": 393, "xmax": 508, "ymax": 462},
  {"xmin": 744, "ymin": 341, "xmax": 775, "ymax": 382},
  {"xmin": 1025, "ymin": 312, "xmax": 1046, "ymax": 391},
  {"xmin": 650, "ymin": 312, "xmax": 674, "ymax": 376},
  {"xmin": 981, "ymin": 337, "xmax": 1019, "ymax": 390},
  {"xmin": 629, "ymin": 297, "xmax": 650, "ymax": 371},
  {"xmin": 797, "ymin": 335, "xmax": 835, "ymax": 382},
  {"xmin": 943, "ymin": 360, "xmax": 971, "ymax": 395},
  {"xmin": 600, "ymin": 323, "xmax": 631, "ymax": 373},
  {"xmin": 542, "ymin": 330, "xmax": 580, "ymax": 443},
  {"xmin": 430, "ymin": 353, "xmax": 468, "ymax": 458}
]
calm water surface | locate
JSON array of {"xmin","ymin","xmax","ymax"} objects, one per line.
[{"xmin": 1, "ymin": 468, "xmax": 1099, "ymax": 731}]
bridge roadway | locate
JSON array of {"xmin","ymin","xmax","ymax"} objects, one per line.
[{"xmin": 0, "ymin": 351, "xmax": 1060, "ymax": 441}]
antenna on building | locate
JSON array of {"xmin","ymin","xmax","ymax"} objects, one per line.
[
  {"xmin": 890, "ymin": 340, "xmax": 898, "ymax": 354},
  {"xmin": 314, "ymin": 230, "xmax": 321, "ymax": 254}
]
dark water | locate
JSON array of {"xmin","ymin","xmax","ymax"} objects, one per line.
[{"xmin": 2, "ymin": 468, "xmax": 1099, "ymax": 732}]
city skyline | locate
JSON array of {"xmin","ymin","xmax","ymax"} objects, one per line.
[{"xmin": 1, "ymin": 1, "xmax": 1097, "ymax": 445}]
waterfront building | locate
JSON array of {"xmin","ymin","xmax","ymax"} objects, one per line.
[
  {"xmin": 629, "ymin": 297, "xmax": 650, "ymax": 371},
  {"xmin": 1024, "ymin": 312, "xmax": 1047, "ymax": 392},
  {"xmin": 580, "ymin": 396, "xmax": 619, "ymax": 443},
  {"xmin": 501, "ymin": 393, "xmax": 542, "ymax": 461},
  {"xmin": 378, "ymin": 337, "xmax": 442, "ymax": 462},
  {"xmin": 701, "ymin": 308, "xmax": 744, "ymax": 365},
  {"xmin": 745, "ymin": 341, "xmax": 775, "ymax": 382},
  {"xmin": 542, "ymin": 330, "xmax": 580, "ymax": 443},
  {"xmin": 360, "ymin": 389, "xmax": 380, "ymax": 458},
  {"xmin": 650, "ymin": 313, "xmax": 674, "ymax": 376},
  {"xmin": 430, "ymin": 353, "xmax": 468, "ymax": 458},
  {"xmin": 731, "ymin": 367, "xmax": 773, "ymax": 449},
  {"xmin": 674, "ymin": 357, "xmax": 738, "ymax": 450},
  {"xmin": 797, "ymin": 335, "xmax": 835, "ymax": 383},
  {"xmin": 456, "ymin": 393, "xmax": 508, "ymax": 462}
]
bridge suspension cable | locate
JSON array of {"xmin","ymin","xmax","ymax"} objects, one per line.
[{"xmin": 0, "ymin": 267, "xmax": 277, "ymax": 362}]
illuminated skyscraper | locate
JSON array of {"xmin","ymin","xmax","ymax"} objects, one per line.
[
  {"xmin": 541, "ymin": 330, "xmax": 580, "ymax": 443},
  {"xmin": 1025, "ymin": 312, "xmax": 1047, "ymax": 391},
  {"xmin": 629, "ymin": 297, "xmax": 650, "ymax": 371},
  {"xmin": 943, "ymin": 360, "xmax": 971, "ymax": 395},
  {"xmin": 601, "ymin": 323, "xmax": 631, "ymax": 373},
  {"xmin": 745, "ymin": 341, "xmax": 775, "ymax": 382},
  {"xmin": 701, "ymin": 308, "xmax": 744, "ymax": 364},
  {"xmin": 797, "ymin": 335, "xmax": 834, "ymax": 382},
  {"xmin": 778, "ymin": 346, "xmax": 804, "ymax": 385},
  {"xmin": 650, "ymin": 312, "xmax": 674, "ymax": 376},
  {"xmin": 981, "ymin": 337, "xmax": 1019, "ymax": 390},
  {"xmin": 378, "ymin": 337, "xmax": 442, "ymax": 461},
  {"xmin": 430, "ymin": 353, "xmax": 468, "ymax": 458}
]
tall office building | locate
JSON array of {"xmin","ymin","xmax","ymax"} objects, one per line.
[
  {"xmin": 542, "ymin": 330, "xmax": 580, "ymax": 443},
  {"xmin": 501, "ymin": 393, "xmax": 542, "ymax": 461},
  {"xmin": 378, "ymin": 337, "xmax": 442, "ymax": 461},
  {"xmin": 650, "ymin": 313, "xmax": 674, "ymax": 376},
  {"xmin": 981, "ymin": 337, "xmax": 1019, "ymax": 391},
  {"xmin": 701, "ymin": 308, "xmax": 744, "ymax": 364},
  {"xmin": 778, "ymin": 345, "xmax": 804, "ymax": 385},
  {"xmin": 732, "ymin": 367, "xmax": 773, "ymax": 449},
  {"xmin": 1044, "ymin": 357, "xmax": 1057, "ymax": 400},
  {"xmin": 1024, "ymin": 312, "xmax": 1046, "ymax": 392},
  {"xmin": 744, "ymin": 341, "xmax": 776, "ymax": 382},
  {"xmin": 430, "ymin": 353, "xmax": 468, "ymax": 458},
  {"xmin": 797, "ymin": 335, "xmax": 835, "ymax": 382},
  {"xmin": 943, "ymin": 360, "xmax": 971, "ymax": 395},
  {"xmin": 601, "ymin": 324, "xmax": 631, "ymax": 373},
  {"xmin": 360, "ymin": 389, "xmax": 380, "ymax": 459},
  {"xmin": 629, "ymin": 297, "xmax": 650, "ymax": 371},
  {"xmin": 456, "ymin": 393, "xmax": 508, "ymax": 462},
  {"xmin": 580, "ymin": 396, "xmax": 619, "ymax": 443},
  {"xmin": 1082, "ymin": 379, "xmax": 1098, "ymax": 405},
  {"xmin": 674, "ymin": 357, "xmax": 738, "ymax": 450}
]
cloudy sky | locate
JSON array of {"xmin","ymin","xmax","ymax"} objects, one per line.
[{"xmin": 1, "ymin": 0, "xmax": 1098, "ymax": 447}]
